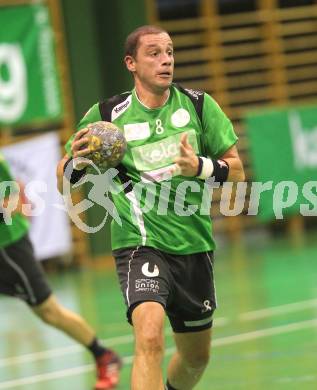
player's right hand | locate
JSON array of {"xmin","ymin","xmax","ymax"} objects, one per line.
[
  {"xmin": 70, "ymin": 128, "xmax": 91, "ymax": 170},
  {"xmin": 172, "ymin": 133, "xmax": 199, "ymax": 177}
]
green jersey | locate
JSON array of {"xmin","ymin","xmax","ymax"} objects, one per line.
[
  {"xmin": 65, "ymin": 84, "xmax": 238, "ymax": 254},
  {"xmin": 0, "ymin": 153, "xmax": 29, "ymax": 248}
]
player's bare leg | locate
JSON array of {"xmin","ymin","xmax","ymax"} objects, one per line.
[
  {"xmin": 167, "ymin": 328, "xmax": 211, "ymax": 390},
  {"xmin": 32, "ymin": 294, "xmax": 95, "ymax": 345},
  {"xmin": 33, "ymin": 294, "xmax": 121, "ymax": 389},
  {"xmin": 131, "ymin": 301, "xmax": 165, "ymax": 390}
]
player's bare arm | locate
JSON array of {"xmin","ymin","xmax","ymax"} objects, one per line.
[
  {"xmin": 56, "ymin": 128, "xmax": 90, "ymax": 193},
  {"xmin": 173, "ymin": 133, "xmax": 245, "ymax": 182},
  {"xmin": 219, "ymin": 145, "xmax": 245, "ymax": 182}
]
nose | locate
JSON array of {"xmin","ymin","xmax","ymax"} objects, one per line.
[{"xmin": 161, "ymin": 52, "xmax": 173, "ymax": 65}]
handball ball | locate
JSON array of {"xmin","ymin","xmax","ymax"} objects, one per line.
[{"xmin": 86, "ymin": 121, "xmax": 127, "ymax": 169}]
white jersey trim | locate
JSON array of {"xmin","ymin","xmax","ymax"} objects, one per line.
[
  {"xmin": 126, "ymin": 246, "xmax": 140, "ymax": 307},
  {"xmin": 207, "ymin": 252, "xmax": 217, "ymax": 308},
  {"xmin": 126, "ymin": 191, "xmax": 147, "ymax": 246}
]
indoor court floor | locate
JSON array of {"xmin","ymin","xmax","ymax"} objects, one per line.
[{"xmin": 1, "ymin": 231, "xmax": 316, "ymax": 389}]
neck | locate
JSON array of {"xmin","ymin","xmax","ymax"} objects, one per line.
[{"xmin": 134, "ymin": 83, "xmax": 170, "ymax": 109}]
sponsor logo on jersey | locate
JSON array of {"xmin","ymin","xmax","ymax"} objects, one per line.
[
  {"xmin": 171, "ymin": 108, "xmax": 190, "ymax": 127},
  {"xmin": 124, "ymin": 122, "xmax": 151, "ymax": 141},
  {"xmin": 141, "ymin": 164, "xmax": 178, "ymax": 183},
  {"xmin": 217, "ymin": 159, "xmax": 227, "ymax": 168},
  {"xmin": 111, "ymin": 95, "xmax": 132, "ymax": 121},
  {"xmin": 135, "ymin": 278, "xmax": 159, "ymax": 293},
  {"xmin": 141, "ymin": 262, "xmax": 159, "ymax": 277},
  {"xmin": 131, "ymin": 129, "xmax": 199, "ymax": 171},
  {"xmin": 185, "ymin": 88, "xmax": 203, "ymax": 100},
  {"xmin": 202, "ymin": 299, "xmax": 212, "ymax": 313}
]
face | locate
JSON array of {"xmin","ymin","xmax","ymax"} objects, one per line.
[{"xmin": 125, "ymin": 32, "xmax": 174, "ymax": 93}]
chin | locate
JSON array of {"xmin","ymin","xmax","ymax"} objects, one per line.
[{"xmin": 157, "ymin": 79, "xmax": 172, "ymax": 90}]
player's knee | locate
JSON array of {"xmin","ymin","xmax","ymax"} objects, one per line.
[
  {"xmin": 36, "ymin": 303, "xmax": 61, "ymax": 327},
  {"xmin": 183, "ymin": 349, "xmax": 210, "ymax": 369},
  {"xmin": 136, "ymin": 327, "xmax": 164, "ymax": 356},
  {"xmin": 133, "ymin": 304, "xmax": 165, "ymax": 356}
]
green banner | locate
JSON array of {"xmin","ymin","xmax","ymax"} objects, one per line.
[
  {"xmin": 0, "ymin": 4, "xmax": 63, "ymax": 126},
  {"xmin": 245, "ymin": 104, "xmax": 317, "ymax": 221}
]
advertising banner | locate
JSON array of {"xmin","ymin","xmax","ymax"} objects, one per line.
[
  {"xmin": 245, "ymin": 104, "xmax": 317, "ymax": 221},
  {"xmin": 0, "ymin": 4, "xmax": 63, "ymax": 126}
]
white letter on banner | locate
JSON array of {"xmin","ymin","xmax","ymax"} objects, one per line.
[{"xmin": 0, "ymin": 44, "xmax": 27, "ymax": 122}]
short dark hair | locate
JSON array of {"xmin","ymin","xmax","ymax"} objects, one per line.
[{"xmin": 124, "ymin": 25, "xmax": 169, "ymax": 58}]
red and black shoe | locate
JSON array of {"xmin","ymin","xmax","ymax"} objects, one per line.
[{"xmin": 94, "ymin": 350, "xmax": 122, "ymax": 390}]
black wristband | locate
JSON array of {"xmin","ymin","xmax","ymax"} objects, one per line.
[
  {"xmin": 0, "ymin": 211, "xmax": 4, "ymax": 223},
  {"xmin": 63, "ymin": 158, "xmax": 86, "ymax": 184},
  {"xmin": 196, "ymin": 157, "xmax": 229, "ymax": 184},
  {"xmin": 212, "ymin": 159, "xmax": 229, "ymax": 184},
  {"xmin": 196, "ymin": 156, "xmax": 204, "ymax": 176}
]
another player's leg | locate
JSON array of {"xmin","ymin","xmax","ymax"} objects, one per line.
[
  {"xmin": 32, "ymin": 291, "xmax": 121, "ymax": 390},
  {"xmin": 131, "ymin": 301, "xmax": 166, "ymax": 390},
  {"xmin": 33, "ymin": 294, "xmax": 95, "ymax": 343},
  {"xmin": 0, "ymin": 235, "xmax": 121, "ymax": 390},
  {"xmin": 166, "ymin": 328, "xmax": 211, "ymax": 390}
]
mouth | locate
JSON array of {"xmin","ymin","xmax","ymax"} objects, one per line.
[{"xmin": 157, "ymin": 71, "xmax": 172, "ymax": 78}]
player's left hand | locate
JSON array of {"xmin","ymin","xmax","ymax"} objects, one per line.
[{"xmin": 171, "ymin": 133, "xmax": 199, "ymax": 177}]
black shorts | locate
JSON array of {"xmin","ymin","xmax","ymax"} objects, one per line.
[
  {"xmin": 113, "ymin": 246, "xmax": 217, "ymax": 333},
  {"xmin": 0, "ymin": 234, "xmax": 52, "ymax": 306}
]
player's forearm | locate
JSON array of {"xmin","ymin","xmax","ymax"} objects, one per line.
[
  {"xmin": 56, "ymin": 155, "xmax": 69, "ymax": 194},
  {"xmin": 57, "ymin": 155, "xmax": 88, "ymax": 194},
  {"xmin": 223, "ymin": 157, "xmax": 245, "ymax": 182}
]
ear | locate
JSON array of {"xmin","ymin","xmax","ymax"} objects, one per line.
[{"xmin": 124, "ymin": 55, "xmax": 136, "ymax": 72}]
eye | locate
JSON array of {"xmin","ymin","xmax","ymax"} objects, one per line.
[
  {"xmin": 167, "ymin": 50, "xmax": 174, "ymax": 56},
  {"xmin": 150, "ymin": 52, "xmax": 158, "ymax": 57}
]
